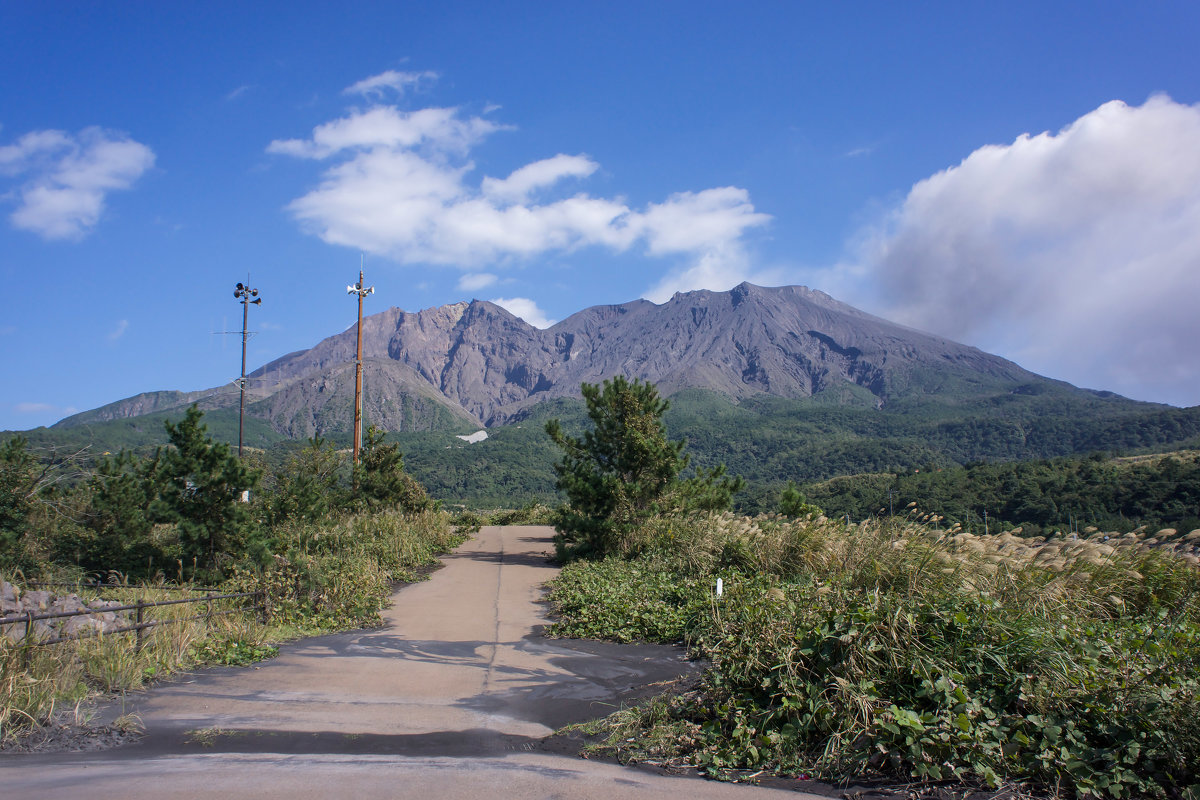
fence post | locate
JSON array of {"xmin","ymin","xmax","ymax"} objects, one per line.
[
  {"xmin": 22, "ymin": 610, "xmax": 35, "ymax": 669},
  {"xmin": 206, "ymin": 592, "xmax": 215, "ymax": 626},
  {"xmin": 135, "ymin": 601, "xmax": 145, "ymax": 652}
]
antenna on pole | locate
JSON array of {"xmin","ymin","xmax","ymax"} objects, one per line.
[
  {"xmin": 347, "ymin": 256, "xmax": 374, "ymax": 464},
  {"xmin": 233, "ymin": 276, "xmax": 262, "ymax": 458}
]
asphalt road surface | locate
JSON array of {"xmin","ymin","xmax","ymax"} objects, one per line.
[{"xmin": 1, "ymin": 525, "xmax": 824, "ymax": 799}]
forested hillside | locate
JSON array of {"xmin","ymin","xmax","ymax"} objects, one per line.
[
  {"xmin": 8, "ymin": 388, "xmax": 1200, "ymax": 520},
  {"xmin": 793, "ymin": 450, "xmax": 1200, "ymax": 536}
]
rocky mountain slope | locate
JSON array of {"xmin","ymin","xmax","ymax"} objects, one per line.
[{"xmin": 54, "ymin": 282, "xmax": 1130, "ymax": 437}]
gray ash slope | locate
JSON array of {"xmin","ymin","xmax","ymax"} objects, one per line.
[{"xmin": 55, "ymin": 282, "xmax": 1133, "ymax": 438}]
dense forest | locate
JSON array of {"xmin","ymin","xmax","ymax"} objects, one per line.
[{"xmin": 790, "ymin": 450, "xmax": 1200, "ymax": 536}]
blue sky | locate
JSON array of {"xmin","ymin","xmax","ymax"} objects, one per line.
[{"xmin": 3, "ymin": 1, "xmax": 1200, "ymax": 431}]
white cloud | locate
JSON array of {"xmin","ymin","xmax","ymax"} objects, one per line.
[
  {"xmin": 344, "ymin": 69, "xmax": 437, "ymax": 99},
  {"xmin": 457, "ymin": 272, "xmax": 498, "ymax": 291},
  {"xmin": 637, "ymin": 188, "xmax": 770, "ymax": 255},
  {"xmin": 0, "ymin": 127, "xmax": 155, "ymax": 240},
  {"xmin": 107, "ymin": 319, "xmax": 129, "ymax": 342},
  {"xmin": 844, "ymin": 95, "xmax": 1200, "ymax": 406},
  {"xmin": 270, "ymin": 73, "xmax": 769, "ymax": 279},
  {"xmin": 491, "ymin": 297, "xmax": 556, "ymax": 329},
  {"xmin": 481, "ymin": 154, "xmax": 598, "ymax": 202},
  {"xmin": 643, "ymin": 246, "xmax": 752, "ymax": 303},
  {"xmin": 267, "ymin": 106, "xmax": 500, "ymax": 160}
]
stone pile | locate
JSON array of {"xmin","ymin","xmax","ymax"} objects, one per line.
[{"xmin": 1, "ymin": 579, "xmax": 132, "ymax": 643}]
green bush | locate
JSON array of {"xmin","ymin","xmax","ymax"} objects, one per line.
[
  {"xmin": 227, "ymin": 508, "xmax": 463, "ymax": 631},
  {"xmin": 547, "ymin": 557, "xmax": 711, "ymax": 644}
]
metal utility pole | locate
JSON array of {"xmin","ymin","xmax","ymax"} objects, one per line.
[
  {"xmin": 347, "ymin": 267, "xmax": 374, "ymax": 463},
  {"xmin": 233, "ymin": 280, "xmax": 261, "ymax": 458}
]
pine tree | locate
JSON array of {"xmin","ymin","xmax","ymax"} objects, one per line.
[
  {"xmin": 151, "ymin": 406, "xmax": 260, "ymax": 575},
  {"xmin": 266, "ymin": 436, "xmax": 345, "ymax": 523},
  {"xmin": 351, "ymin": 426, "xmax": 433, "ymax": 513},
  {"xmin": 0, "ymin": 437, "xmax": 37, "ymax": 568},
  {"xmin": 82, "ymin": 450, "xmax": 162, "ymax": 575},
  {"xmin": 546, "ymin": 376, "xmax": 742, "ymax": 558},
  {"xmin": 779, "ymin": 481, "xmax": 823, "ymax": 519}
]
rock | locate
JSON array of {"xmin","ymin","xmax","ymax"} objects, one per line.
[
  {"xmin": 55, "ymin": 595, "xmax": 88, "ymax": 614},
  {"xmin": 62, "ymin": 616, "xmax": 104, "ymax": 636},
  {"xmin": 0, "ymin": 580, "xmax": 20, "ymax": 614},
  {"xmin": 22, "ymin": 590, "xmax": 51, "ymax": 611}
]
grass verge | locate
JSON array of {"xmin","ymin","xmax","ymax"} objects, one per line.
[
  {"xmin": 1, "ymin": 507, "xmax": 468, "ymax": 746},
  {"xmin": 546, "ymin": 512, "xmax": 1200, "ymax": 799}
]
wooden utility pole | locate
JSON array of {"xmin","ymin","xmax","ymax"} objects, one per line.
[
  {"xmin": 347, "ymin": 268, "xmax": 373, "ymax": 463},
  {"xmin": 233, "ymin": 280, "xmax": 261, "ymax": 458}
]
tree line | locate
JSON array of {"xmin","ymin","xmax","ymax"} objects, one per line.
[
  {"xmin": 1, "ymin": 406, "xmax": 433, "ymax": 582},
  {"xmin": 794, "ymin": 451, "xmax": 1200, "ymax": 536}
]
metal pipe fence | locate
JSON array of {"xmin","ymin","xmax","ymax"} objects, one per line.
[
  {"xmin": 0, "ymin": 589, "xmax": 266, "ymax": 651},
  {"xmin": 23, "ymin": 580, "xmax": 223, "ymax": 593}
]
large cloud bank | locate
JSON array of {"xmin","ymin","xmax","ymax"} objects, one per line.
[
  {"xmin": 269, "ymin": 71, "xmax": 770, "ymax": 296},
  {"xmin": 858, "ymin": 95, "xmax": 1200, "ymax": 407},
  {"xmin": 0, "ymin": 127, "xmax": 155, "ymax": 240}
]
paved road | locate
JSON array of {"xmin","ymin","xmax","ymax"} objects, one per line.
[{"xmin": 1, "ymin": 526, "xmax": 822, "ymax": 799}]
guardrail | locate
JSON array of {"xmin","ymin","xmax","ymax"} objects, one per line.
[{"xmin": 0, "ymin": 590, "xmax": 266, "ymax": 651}]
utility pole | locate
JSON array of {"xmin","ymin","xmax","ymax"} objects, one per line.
[
  {"xmin": 233, "ymin": 280, "xmax": 261, "ymax": 458},
  {"xmin": 346, "ymin": 265, "xmax": 373, "ymax": 464}
]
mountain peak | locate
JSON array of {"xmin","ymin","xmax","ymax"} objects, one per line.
[{"xmin": 55, "ymin": 284, "xmax": 1070, "ymax": 434}]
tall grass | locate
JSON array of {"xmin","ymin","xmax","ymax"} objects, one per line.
[
  {"xmin": 549, "ymin": 511, "xmax": 1200, "ymax": 798},
  {"xmin": 2, "ymin": 507, "xmax": 465, "ymax": 745},
  {"xmin": 228, "ymin": 508, "xmax": 465, "ymax": 631},
  {"xmin": 1, "ymin": 584, "xmax": 269, "ymax": 744}
]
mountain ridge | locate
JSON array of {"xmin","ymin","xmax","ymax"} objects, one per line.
[{"xmin": 53, "ymin": 282, "xmax": 1155, "ymax": 436}]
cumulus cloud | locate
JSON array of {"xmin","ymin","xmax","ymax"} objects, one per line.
[
  {"xmin": 457, "ymin": 272, "xmax": 498, "ymax": 291},
  {"xmin": 270, "ymin": 74, "xmax": 769, "ymax": 283},
  {"xmin": 491, "ymin": 297, "xmax": 556, "ymax": 329},
  {"xmin": 848, "ymin": 95, "xmax": 1200, "ymax": 406},
  {"xmin": 0, "ymin": 127, "xmax": 155, "ymax": 240}
]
